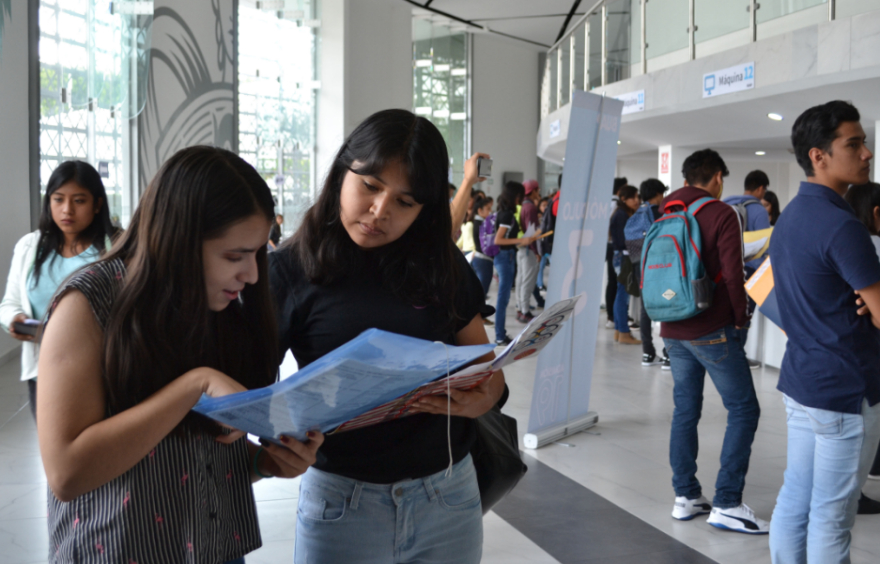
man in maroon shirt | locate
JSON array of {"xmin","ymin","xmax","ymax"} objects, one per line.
[{"xmin": 662, "ymin": 149, "xmax": 767, "ymax": 534}]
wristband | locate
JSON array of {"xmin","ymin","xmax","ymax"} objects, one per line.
[{"xmin": 252, "ymin": 447, "xmax": 272, "ymax": 479}]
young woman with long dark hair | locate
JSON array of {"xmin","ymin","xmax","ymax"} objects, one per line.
[
  {"xmin": 493, "ymin": 181, "xmax": 539, "ymax": 346},
  {"xmin": 1, "ymin": 161, "xmax": 116, "ymax": 418},
  {"xmin": 270, "ymin": 109, "xmax": 505, "ymax": 564},
  {"xmin": 36, "ymin": 146, "xmax": 323, "ymax": 564}
]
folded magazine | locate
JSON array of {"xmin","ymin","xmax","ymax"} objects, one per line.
[{"xmin": 193, "ymin": 295, "xmax": 581, "ymax": 441}]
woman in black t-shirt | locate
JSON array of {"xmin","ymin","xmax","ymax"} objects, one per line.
[
  {"xmin": 270, "ymin": 110, "xmax": 505, "ymax": 564},
  {"xmin": 492, "ymin": 181, "xmax": 539, "ymax": 345}
]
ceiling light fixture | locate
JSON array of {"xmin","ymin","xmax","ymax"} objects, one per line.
[
  {"xmin": 414, "ymin": 107, "xmax": 432, "ymax": 116},
  {"xmin": 755, "ymin": 151, "xmax": 766, "ymax": 156},
  {"xmin": 434, "ymin": 64, "xmax": 450, "ymax": 72},
  {"xmin": 451, "ymin": 68, "xmax": 467, "ymax": 76},
  {"xmin": 415, "ymin": 59, "xmax": 433, "ymax": 68},
  {"xmin": 767, "ymin": 113, "xmax": 783, "ymax": 121},
  {"xmin": 617, "ymin": 140, "xmax": 621, "ymax": 145}
]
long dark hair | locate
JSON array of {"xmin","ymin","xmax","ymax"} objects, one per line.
[
  {"xmin": 288, "ymin": 108, "xmax": 463, "ymax": 328},
  {"xmin": 32, "ymin": 161, "xmax": 116, "ymax": 286},
  {"xmin": 845, "ymin": 182, "xmax": 880, "ymax": 235},
  {"xmin": 763, "ymin": 190, "xmax": 781, "ymax": 226},
  {"xmin": 99, "ymin": 146, "xmax": 278, "ymax": 420},
  {"xmin": 617, "ymin": 185, "xmax": 639, "ymax": 217},
  {"xmin": 497, "ymin": 181, "xmax": 525, "ymax": 213}
]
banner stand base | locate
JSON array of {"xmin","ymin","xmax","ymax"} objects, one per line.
[{"xmin": 523, "ymin": 411, "xmax": 599, "ymax": 449}]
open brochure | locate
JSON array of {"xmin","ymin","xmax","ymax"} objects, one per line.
[{"xmin": 193, "ymin": 295, "xmax": 581, "ymax": 441}]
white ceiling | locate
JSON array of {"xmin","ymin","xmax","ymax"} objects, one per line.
[
  {"xmin": 410, "ymin": 0, "xmax": 592, "ymax": 50},
  {"xmin": 616, "ymin": 75, "xmax": 880, "ymax": 163}
]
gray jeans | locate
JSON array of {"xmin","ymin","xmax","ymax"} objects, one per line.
[{"xmin": 515, "ymin": 247, "xmax": 539, "ymax": 315}]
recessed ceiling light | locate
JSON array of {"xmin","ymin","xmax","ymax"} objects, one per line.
[
  {"xmin": 767, "ymin": 113, "xmax": 783, "ymax": 121},
  {"xmin": 617, "ymin": 140, "xmax": 621, "ymax": 145},
  {"xmin": 755, "ymin": 151, "xmax": 766, "ymax": 156},
  {"xmin": 415, "ymin": 59, "xmax": 433, "ymax": 68}
]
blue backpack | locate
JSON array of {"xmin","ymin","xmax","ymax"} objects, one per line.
[
  {"xmin": 640, "ymin": 197, "xmax": 722, "ymax": 322},
  {"xmin": 479, "ymin": 212, "xmax": 501, "ymax": 257},
  {"xmin": 623, "ymin": 204, "xmax": 657, "ymax": 260}
]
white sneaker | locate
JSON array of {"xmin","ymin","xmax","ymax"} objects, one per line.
[
  {"xmin": 707, "ymin": 503, "xmax": 769, "ymax": 534},
  {"xmin": 671, "ymin": 495, "xmax": 712, "ymax": 521},
  {"xmin": 605, "ymin": 320, "xmax": 615, "ymax": 329}
]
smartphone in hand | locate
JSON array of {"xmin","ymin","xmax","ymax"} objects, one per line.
[{"xmin": 13, "ymin": 319, "xmax": 41, "ymax": 337}]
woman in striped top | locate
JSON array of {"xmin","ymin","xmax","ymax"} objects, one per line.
[{"xmin": 35, "ymin": 146, "xmax": 324, "ymax": 563}]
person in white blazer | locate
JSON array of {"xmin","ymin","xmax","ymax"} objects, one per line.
[{"xmin": 0, "ymin": 161, "xmax": 116, "ymax": 417}]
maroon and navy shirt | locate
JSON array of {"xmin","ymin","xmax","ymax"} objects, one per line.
[{"xmin": 659, "ymin": 186, "xmax": 749, "ymax": 341}]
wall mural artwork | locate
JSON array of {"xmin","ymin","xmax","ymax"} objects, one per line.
[
  {"xmin": 0, "ymin": 0, "xmax": 12, "ymax": 61},
  {"xmin": 138, "ymin": 0, "xmax": 235, "ymax": 189}
]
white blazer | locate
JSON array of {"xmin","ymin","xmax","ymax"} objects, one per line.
[{"xmin": 0, "ymin": 231, "xmax": 40, "ymax": 381}]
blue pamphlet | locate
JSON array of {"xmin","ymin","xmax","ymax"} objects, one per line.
[{"xmin": 193, "ymin": 329, "xmax": 495, "ymax": 441}]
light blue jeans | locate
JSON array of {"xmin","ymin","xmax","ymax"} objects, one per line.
[
  {"xmin": 769, "ymin": 395, "xmax": 880, "ymax": 564},
  {"xmin": 294, "ymin": 454, "xmax": 483, "ymax": 564}
]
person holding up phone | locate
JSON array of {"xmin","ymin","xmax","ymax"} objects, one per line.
[
  {"xmin": 0, "ymin": 161, "xmax": 116, "ymax": 419},
  {"xmin": 36, "ymin": 147, "xmax": 323, "ymax": 564}
]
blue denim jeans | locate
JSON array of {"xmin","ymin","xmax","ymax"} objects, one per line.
[
  {"xmin": 663, "ymin": 325, "xmax": 760, "ymax": 508},
  {"xmin": 536, "ymin": 253, "xmax": 550, "ymax": 289},
  {"xmin": 769, "ymin": 395, "xmax": 880, "ymax": 564},
  {"xmin": 294, "ymin": 455, "xmax": 483, "ymax": 564},
  {"xmin": 471, "ymin": 255, "xmax": 493, "ymax": 297},
  {"xmin": 613, "ymin": 282, "xmax": 631, "ymax": 334},
  {"xmin": 493, "ymin": 249, "xmax": 515, "ymax": 342}
]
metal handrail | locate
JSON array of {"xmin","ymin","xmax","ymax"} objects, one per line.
[{"xmin": 546, "ymin": 0, "xmax": 605, "ymax": 54}]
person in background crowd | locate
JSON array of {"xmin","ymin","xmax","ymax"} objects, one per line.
[
  {"xmin": 843, "ymin": 181, "xmax": 880, "ymax": 515},
  {"xmin": 0, "ymin": 161, "xmax": 116, "ymax": 420},
  {"xmin": 270, "ymin": 110, "xmax": 504, "ymax": 563},
  {"xmin": 516, "ymin": 180, "xmax": 543, "ymax": 322},
  {"xmin": 450, "ymin": 154, "xmax": 490, "ymax": 239},
  {"xmin": 609, "ymin": 185, "xmax": 640, "ymax": 345},
  {"xmin": 724, "ymin": 170, "xmax": 772, "ymax": 367},
  {"xmin": 494, "ymin": 181, "xmax": 539, "ymax": 346},
  {"xmin": 537, "ymin": 186, "xmax": 560, "ymax": 292},
  {"xmin": 662, "ymin": 149, "xmax": 767, "ymax": 534},
  {"xmin": 269, "ymin": 213, "xmax": 284, "ymax": 250},
  {"xmin": 769, "ymin": 101, "xmax": 880, "ymax": 563},
  {"xmin": 762, "ymin": 190, "xmax": 781, "ymax": 226},
  {"xmin": 631, "ymin": 178, "xmax": 667, "ymax": 364},
  {"xmin": 36, "ymin": 147, "xmax": 322, "ymax": 564},
  {"xmin": 470, "ymin": 196, "xmax": 495, "ymax": 298},
  {"xmin": 606, "ymin": 177, "xmax": 628, "ymax": 329}
]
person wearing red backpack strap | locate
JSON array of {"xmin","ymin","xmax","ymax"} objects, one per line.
[{"xmin": 661, "ymin": 149, "xmax": 768, "ymax": 534}]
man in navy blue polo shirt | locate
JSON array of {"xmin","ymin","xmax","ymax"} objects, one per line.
[{"xmin": 768, "ymin": 100, "xmax": 880, "ymax": 564}]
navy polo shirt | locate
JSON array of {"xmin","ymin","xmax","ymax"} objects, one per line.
[{"xmin": 770, "ymin": 182, "xmax": 880, "ymax": 413}]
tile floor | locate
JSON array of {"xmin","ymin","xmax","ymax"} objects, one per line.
[{"xmin": 1, "ymin": 293, "xmax": 880, "ymax": 563}]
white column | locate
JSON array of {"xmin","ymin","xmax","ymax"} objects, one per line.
[{"xmin": 658, "ymin": 145, "xmax": 686, "ymax": 190}]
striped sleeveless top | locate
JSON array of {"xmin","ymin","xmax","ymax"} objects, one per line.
[{"xmin": 45, "ymin": 259, "xmax": 262, "ymax": 563}]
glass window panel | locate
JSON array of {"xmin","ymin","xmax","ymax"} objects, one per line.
[
  {"xmin": 606, "ymin": 0, "xmax": 633, "ymax": 84},
  {"xmin": 646, "ymin": 0, "xmax": 689, "ymax": 59},
  {"xmin": 572, "ymin": 21, "xmax": 586, "ymax": 93},
  {"xmin": 559, "ymin": 42, "xmax": 570, "ymax": 106},
  {"xmin": 413, "ymin": 20, "xmax": 470, "ymax": 186},
  {"xmin": 696, "ymin": 0, "xmax": 750, "ymax": 43},
  {"xmin": 630, "ymin": 0, "xmax": 641, "ymax": 64},
  {"xmin": 238, "ymin": 1, "xmax": 320, "ymax": 237},
  {"xmin": 587, "ymin": 13, "xmax": 602, "ymax": 89},
  {"xmin": 548, "ymin": 47, "xmax": 558, "ymax": 109},
  {"xmin": 834, "ymin": 0, "xmax": 880, "ymax": 18},
  {"xmin": 756, "ymin": 0, "xmax": 827, "ymax": 23}
]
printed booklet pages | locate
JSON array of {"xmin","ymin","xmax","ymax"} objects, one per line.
[{"xmin": 193, "ymin": 295, "xmax": 582, "ymax": 441}]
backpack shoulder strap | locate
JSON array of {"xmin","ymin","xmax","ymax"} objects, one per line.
[{"xmin": 688, "ymin": 196, "xmax": 719, "ymax": 217}]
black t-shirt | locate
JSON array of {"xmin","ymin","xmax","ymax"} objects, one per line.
[
  {"xmin": 268, "ymin": 247, "xmax": 485, "ymax": 483},
  {"xmin": 269, "ymin": 223, "xmax": 282, "ymax": 246},
  {"xmin": 495, "ymin": 209, "xmax": 520, "ymax": 251},
  {"xmin": 472, "ymin": 216, "xmax": 484, "ymax": 254}
]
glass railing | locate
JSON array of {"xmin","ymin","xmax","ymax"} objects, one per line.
[{"xmin": 541, "ymin": 0, "xmax": 880, "ymax": 117}]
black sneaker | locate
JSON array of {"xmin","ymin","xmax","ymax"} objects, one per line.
[
  {"xmin": 642, "ymin": 353, "xmax": 661, "ymax": 366},
  {"xmin": 747, "ymin": 359, "xmax": 762, "ymax": 370},
  {"xmin": 495, "ymin": 336, "xmax": 512, "ymax": 347},
  {"xmin": 661, "ymin": 357, "xmax": 671, "ymax": 370}
]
